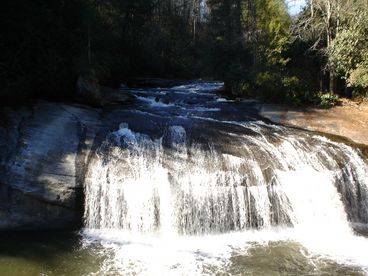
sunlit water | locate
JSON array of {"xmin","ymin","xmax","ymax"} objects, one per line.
[
  {"xmin": 2, "ymin": 81, "xmax": 368, "ymax": 275},
  {"xmin": 82, "ymin": 81, "xmax": 368, "ymax": 275},
  {"xmin": 1, "ymin": 231, "xmax": 366, "ymax": 275}
]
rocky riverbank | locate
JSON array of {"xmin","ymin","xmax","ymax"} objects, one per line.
[
  {"xmin": 0, "ymin": 80, "xmax": 140, "ymax": 231},
  {"xmin": 0, "ymin": 102, "xmax": 101, "ymax": 230},
  {"xmin": 258, "ymin": 99, "xmax": 368, "ymax": 146}
]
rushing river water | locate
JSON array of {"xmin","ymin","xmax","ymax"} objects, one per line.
[{"xmin": 2, "ymin": 81, "xmax": 368, "ymax": 275}]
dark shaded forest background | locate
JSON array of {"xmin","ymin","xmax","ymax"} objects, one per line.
[{"xmin": 1, "ymin": 0, "xmax": 367, "ymax": 105}]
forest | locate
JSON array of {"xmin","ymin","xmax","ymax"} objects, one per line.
[
  {"xmin": 1, "ymin": 1, "xmax": 368, "ymax": 274},
  {"xmin": 1, "ymin": 0, "xmax": 368, "ymax": 105}
]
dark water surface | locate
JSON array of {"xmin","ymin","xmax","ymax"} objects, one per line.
[{"xmin": 0, "ymin": 232, "xmax": 105, "ymax": 275}]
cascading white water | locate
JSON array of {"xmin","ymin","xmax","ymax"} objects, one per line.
[
  {"xmin": 83, "ymin": 82, "xmax": 368, "ymax": 275},
  {"xmin": 85, "ymin": 122, "xmax": 368, "ymax": 233}
]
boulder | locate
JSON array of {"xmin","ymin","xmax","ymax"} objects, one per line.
[
  {"xmin": 76, "ymin": 73, "xmax": 102, "ymax": 106},
  {"xmin": 0, "ymin": 102, "xmax": 100, "ymax": 231},
  {"xmin": 100, "ymin": 86, "xmax": 135, "ymax": 106}
]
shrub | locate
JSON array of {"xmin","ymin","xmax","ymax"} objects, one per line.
[
  {"xmin": 348, "ymin": 65, "xmax": 368, "ymax": 98},
  {"xmin": 237, "ymin": 82, "xmax": 253, "ymax": 97},
  {"xmin": 256, "ymin": 71, "xmax": 284, "ymax": 102},
  {"xmin": 282, "ymin": 76, "xmax": 305, "ymax": 106},
  {"xmin": 318, "ymin": 92, "xmax": 340, "ymax": 108}
]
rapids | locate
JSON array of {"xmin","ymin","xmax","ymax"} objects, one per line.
[{"xmin": 82, "ymin": 81, "xmax": 368, "ymax": 275}]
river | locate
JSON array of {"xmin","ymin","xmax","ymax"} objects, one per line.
[{"xmin": 1, "ymin": 81, "xmax": 368, "ymax": 275}]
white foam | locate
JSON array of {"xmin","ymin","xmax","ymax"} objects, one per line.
[
  {"xmin": 84, "ymin": 118, "xmax": 368, "ymax": 274},
  {"xmin": 136, "ymin": 96, "xmax": 175, "ymax": 108},
  {"xmin": 216, "ymin": 97, "xmax": 234, "ymax": 102},
  {"xmin": 170, "ymin": 82, "xmax": 224, "ymax": 93},
  {"xmin": 82, "ymin": 228, "xmax": 293, "ymax": 276},
  {"xmin": 192, "ymin": 107, "xmax": 221, "ymax": 112}
]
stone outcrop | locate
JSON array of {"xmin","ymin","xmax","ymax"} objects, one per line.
[
  {"xmin": 257, "ymin": 101, "xmax": 368, "ymax": 146},
  {"xmin": 100, "ymin": 86, "xmax": 135, "ymax": 106},
  {"xmin": 0, "ymin": 102, "xmax": 100, "ymax": 231},
  {"xmin": 76, "ymin": 74, "xmax": 102, "ymax": 106}
]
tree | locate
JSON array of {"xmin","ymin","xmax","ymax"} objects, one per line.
[
  {"xmin": 0, "ymin": 0, "xmax": 298, "ymax": 103},
  {"xmin": 292, "ymin": 0, "xmax": 344, "ymax": 93},
  {"xmin": 292, "ymin": 0, "xmax": 368, "ymax": 94},
  {"xmin": 329, "ymin": 10, "xmax": 368, "ymax": 96},
  {"xmin": 255, "ymin": 0, "xmax": 291, "ymax": 68}
]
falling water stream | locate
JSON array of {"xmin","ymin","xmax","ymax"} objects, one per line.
[
  {"xmin": 79, "ymin": 81, "xmax": 368, "ymax": 275},
  {"xmin": 2, "ymin": 81, "xmax": 367, "ymax": 275}
]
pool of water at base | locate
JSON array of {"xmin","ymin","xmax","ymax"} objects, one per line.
[{"xmin": 0, "ymin": 231, "xmax": 366, "ymax": 276}]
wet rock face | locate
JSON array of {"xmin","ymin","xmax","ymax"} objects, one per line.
[{"xmin": 0, "ymin": 102, "xmax": 100, "ymax": 231}]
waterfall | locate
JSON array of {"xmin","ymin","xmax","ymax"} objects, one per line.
[
  {"xmin": 83, "ymin": 82, "xmax": 368, "ymax": 275},
  {"xmin": 85, "ymin": 122, "xmax": 368, "ymax": 236}
]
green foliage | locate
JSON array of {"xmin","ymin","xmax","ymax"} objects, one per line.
[
  {"xmin": 1, "ymin": 0, "xmax": 210, "ymax": 101},
  {"xmin": 255, "ymin": 71, "xmax": 283, "ymax": 101},
  {"xmin": 291, "ymin": 1, "xmax": 368, "ymax": 96},
  {"xmin": 0, "ymin": 0, "xmax": 330, "ymax": 106},
  {"xmin": 329, "ymin": 11, "xmax": 368, "ymax": 75},
  {"xmin": 256, "ymin": 0, "xmax": 291, "ymax": 68},
  {"xmin": 348, "ymin": 66, "xmax": 368, "ymax": 88},
  {"xmin": 254, "ymin": 72, "xmax": 310, "ymax": 105},
  {"xmin": 318, "ymin": 92, "xmax": 340, "ymax": 108},
  {"xmin": 328, "ymin": 10, "xmax": 368, "ymax": 97},
  {"xmin": 238, "ymin": 82, "xmax": 253, "ymax": 97},
  {"xmin": 348, "ymin": 65, "xmax": 368, "ymax": 97},
  {"xmin": 282, "ymin": 76, "xmax": 304, "ymax": 105}
]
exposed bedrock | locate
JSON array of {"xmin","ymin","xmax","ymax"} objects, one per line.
[{"xmin": 0, "ymin": 102, "xmax": 100, "ymax": 230}]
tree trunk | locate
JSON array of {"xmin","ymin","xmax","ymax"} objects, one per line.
[
  {"xmin": 329, "ymin": 71, "xmax": 336, "ymax": 94},
  {"xmin": 88, "ymin": 26, "xmax": 92, "ymax": 66},
  {"xmin": 249, "ymin": 0, "xmax": 257, "ymax": 67}
]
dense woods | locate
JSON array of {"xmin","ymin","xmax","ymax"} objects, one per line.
[{"xmin": 1, "ymin": 0, "xmax": 367, "ymax": 104}]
